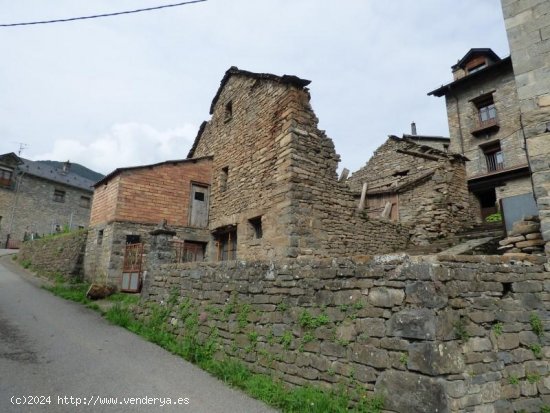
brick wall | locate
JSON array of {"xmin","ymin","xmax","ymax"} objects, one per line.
[
  {"xmin": 140, "ymin": 251, "xmax": 549, "ymax": 413},
  {"xmin": 89, "ymin": 175, "xmax": 120, "ymax": 226}
]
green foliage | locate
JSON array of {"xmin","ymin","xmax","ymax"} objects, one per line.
[
  {"xmin": 530, "ymin": 313, "xmax": 544, "ymax": 337},
  {"xmin": 280, "ymin": 331, "xmax": 293, "ymax": 350},
  {"xmin": 299, "ymin": 310, "xmax": 330, "ymax": 329},
  {"xmin": 485, "ymin": 212, "xmax": 502, "ymax": 223},
  {"xmin": 527, "ymin": 373, "xmax": 541, "ymax": 384},
  {"xmin": 508, "ymin": 375, "xmax": 519, "ymax": 385},
  {"xmin": 44, "ymin": 283, "xmax": 91, "ymax": 305},
  {"xmin": 530, "ymin": 343, "xmax": 542, "ymax": 359},
  {"xmin": 399, "ymin": 353, "xmax": 408, "ymax": 365},
  {"xmin": 453, "ymin": 317, "xmax": 470, "ymax": 342},
  {"xmin": 237, "ymin": 303, "xmax": 251, "ymax": 329},
  {"xmin": 21, "ymin": 259, "xmax": 32, "ymax": 269},
  {"xmin": 541, "ymin": 406, "xmax": 550, "ymax": 413},
  {"xmin": 107, "ymin": 292, "xmax": 140, "ymax": 305},
  {"xmin": 11, "ymin": 254, "xmax": 17, "ymax": 261},
  {"xmin": 492, "ymin": 322, "xmax": 503, "ymax": 337},
  {"xmin": 277, "ymin": 302, "xmax": 289, "ymax": 312}
]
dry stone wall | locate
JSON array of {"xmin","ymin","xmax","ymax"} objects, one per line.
[
  {"xmin": 17, "ymin": 230, "xmax": 87, "ymax": 280},
  {"xmin": 140, "ymin": 250, "xmax": 550, "ymax": 413}
]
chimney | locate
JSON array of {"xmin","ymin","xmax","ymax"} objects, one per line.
[
  {"xmin": 411, "ymin": 122, "xmax": 417, "ymax": 135},
  {"xmin": 62, "ymin": 160, "xmax": 71, "ymax": 174}
]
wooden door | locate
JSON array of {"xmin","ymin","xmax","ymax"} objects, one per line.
[{"xmin": 189, "ymin": 184, "xmax": 209, "ymax": 228}]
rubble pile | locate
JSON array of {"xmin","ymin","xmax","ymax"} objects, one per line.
[{"xmin": 498, "ymin": 215, "xmax": 544, "ymax": 255}]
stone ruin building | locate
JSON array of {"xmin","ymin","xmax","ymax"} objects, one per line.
[
  {"xmin": 348, "ymin": 135, "xmax": 472, "ymax": 245},
  {"xmin": 186, "ymin": 66, "xmax": 411, "ymax": 261}
]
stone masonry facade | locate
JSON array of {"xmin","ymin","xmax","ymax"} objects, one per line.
[
  {"xmin": 188, "ymin": 67, "xmax": 409, "ymax": 261},
  {"xmin": 140, "ymin": 242, "xmax": 550, "ymax": 413},
  {"xmin": 349, "ymin": 136, "xmax": 473, "ymax": 245},
  {"xmin": 501, "ymin": 0, "xmax": 550, "ymax": 263},
  {"xmin": 84, "ymin": 158, "xmax": 212, "ymax": 283},
  {"xmin": 0, "ymin": 173, "xmax": 92, "ymax": 245}
]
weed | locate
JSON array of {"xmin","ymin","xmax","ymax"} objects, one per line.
[
  {"xmin": 352, "ymin": 301, "xmax": 364, "ymax": 311},
  {"xmin": 530, "ymin": 343, "xmax": 542, "ymax": 359},
  {"xmin": 21, "ymin": 259, "xmax": 32, "ymax": 269},
  {"xmin": 453, "ymin": 317, "xmax": 470, "ymax": 342},
  {"xmin": 399, "ymin": 353, "xmax": 408, "ymax": 365},
  {"xmin": 302, "ymin": 332, "xmax": 315, "ymax": 344},
  {"xmin": 237, "ymin": 304, "xmax": 251, "ymax": 329},
  {"xmin": 280, "ymin": 331, "xmax": 293, "ymax": 350},
  {"xmin": 508, "ymin": 375, "xmax": 519, "ymax": 385},
  {"xmin": 492, "ymin": 322, "xmax": 503, "ymax": 337},
  {"xmin": 541, "ymin": 406, "xmax": 550, "ymax": 413},
  {"xmin": 277, "ymin": 302, "xmax": 289, "ymax": 312},
  {"xmin": 339, "ymin": 304, "xmax": 349, "ymax": 313},
  {"xmin": 107, "ymin": 292, "xmax": 140, "ymax": 305},
  {"xmin": 526, "ymin": 373, "xmax": 541, "ymax": 384},
  {"xmin": 44, "ymin": 283, "xmax": 91, "ymax": 305},
  {"xmin": 11, "ymin": 254, "xmax": 17, "ymax": 261},
  {"xmin": 248, "ymin": 331, "xmax": 258, "ymax": 345},
  {"xmin": 530, "ymin": 313, "xmax": 544, "ymax": 337},
  {"xmin": 299, "ymin": 310, "xmax": 330, "ymax": 330},
  {"xmin": 336, "ymin": 339, "xmax": 350, "ymax": 347}
]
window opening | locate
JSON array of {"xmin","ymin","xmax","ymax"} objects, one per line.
[
  {"xmin": 126, "ymin": 235, "xmax": 140, "ymax": 245},
  {"xmin": 249, "ymin": 216, "xmax": 263, "ymax": 239},
  {"xmin": 214, "ymin": 226, "xmax": 237, "ymax": 261},
  {"xmin": 53, "ymin": 189, "xmax": 66, "ymax": 203},
  {"xmin": 224, "ymin": 101, "xmax": 233, "ymax": 122},
  {"xmin": 97, "ymin": 229, "xmax": 104, "ymax": 245}
]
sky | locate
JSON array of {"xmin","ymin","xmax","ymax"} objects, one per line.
[{"xmin": 0, "ymin": 0, "xmax": 510, "ymax": 176}]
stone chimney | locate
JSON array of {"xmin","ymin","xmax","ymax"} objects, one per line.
[
  {"xmin": 411, "ymin": 122, "xmax": 417, "ymax": 135},
  {"xmin": 62, "ymin": 160, "xmax": 71, "ymax": 174}
]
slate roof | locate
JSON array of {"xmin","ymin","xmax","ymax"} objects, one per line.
[{"xmin": 18, "ymin": 158, "xmax": 96, "ymax": 192}]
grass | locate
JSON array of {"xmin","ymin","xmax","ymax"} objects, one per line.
[
  {"xmin": 40, "ymin": 280, "xmax": 384, "ymax": 413},
  {"xmin": 530, "ymin": 313, "xmax": 544, "ymax": 337}
]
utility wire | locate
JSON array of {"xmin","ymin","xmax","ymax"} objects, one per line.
[{"xmin": 0, "ymin": 0, "xmax": 206, "ymax": 27}]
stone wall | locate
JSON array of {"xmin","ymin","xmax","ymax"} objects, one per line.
[
  {"xmin": 0, "ymin": 174, "xmax": 92, "ymax": 245},
  {"xmin": 349, "ymin": 137, "xmax": 473, "ymax": 244},
  {"xmin": 17, "ymin": 230, "xmax": 87, "ymax": 280},
  {"xmin": 84, "ymin": 221, "xmax": 209, "ymax": 284},
  {"xmin": 501, "ymin": 0, "xmax": 550, "ymax": 263},
  {"xmin": 140, "ymin": 251, "xmax": 549, "ymax": 413},
  {"xmin": 189, "ymin": 68, "xmax": 409, "ymax": 260},
  {"xmin": 443, "ymin": 61, "xmax": 528, "ymax": 177}
]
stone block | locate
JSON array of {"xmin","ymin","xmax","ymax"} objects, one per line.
[
  {"xmin": 407, "ymin": 342, "xmax": 465, "ymax": 375},
  {"xmin": 405, "ymin": 281, "xmax": 448, "ymax": 308},
  {"xmin": 367, "ymin": 287, "xmax": 404, "ymax": 307},
  {"xmin": 497, "ymin": 333, "xmax": 520, "ymax": 350},
  {"xmin": 374, "ymin": 370, "xmax": 449, "ymax": 413},
  {"xmin": 387, "ymin": 308, "xmax": 436, "ymax": 340}
]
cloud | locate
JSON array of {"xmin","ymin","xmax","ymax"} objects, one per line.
[{"xmin": 31, "ymin": 122, "xmax": 197, "ymax": 175}]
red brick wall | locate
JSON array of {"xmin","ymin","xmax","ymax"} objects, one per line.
[
  {"xmin": 90, "ymin": 175, "xmax": 120, "ymax": 226},
  {"xmin": 89, "ymin": 159, "xmax": 212, "ymax": 227}
]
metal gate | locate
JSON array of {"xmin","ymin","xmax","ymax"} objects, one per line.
[{"xmin": 121, "ymin": 243, "xmax": 143, "ymax": 292}]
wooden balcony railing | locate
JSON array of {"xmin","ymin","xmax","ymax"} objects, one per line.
[{"xmin": 471, "ymin": 116, "xmax": 499, "ymax": 136}]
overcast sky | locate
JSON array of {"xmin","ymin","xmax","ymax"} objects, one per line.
[{"xmin": 0, "ymin": 0, "xmax": 510, "ymax": 175}]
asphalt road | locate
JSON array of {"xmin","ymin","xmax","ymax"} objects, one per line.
[{"xmin": 0, "ymin": 252, "xmax": 276, "ymax": 413}]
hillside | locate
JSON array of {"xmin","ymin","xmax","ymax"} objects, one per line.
[{"xmin": 37, "ymin": 160, "xmax": 104, "ymax": 182}]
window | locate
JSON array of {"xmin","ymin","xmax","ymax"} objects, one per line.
[
  {"xmin": 224, "ymin": 101, "xmax": 233, "ymax": 122},
  {"xmin": 214, "ymin": 226, "xmax": 237, "ymax": 261},
  {"xmin": 53, "ymin": 189, "xmax": 66, "ymax": 203},
  {"xmin": 467, "ymin": 62, "xmax": 487, "ymax": 74},
  {"xmin": 482, "ymin": 141, "xmax": 505, "ymax": 172},
  {"xmin": 126, "ymin": 235, "xmax": 140, "ymax": 245},
  {"xmin": 0, "ymin": 168, "xmax": 13, "ymax": 188},
  {"xmin": 97, "ymin": 229, "xmax": 104, "ymax": 245},
  {"xmin": 471, "ymin": 94, "xmax": 499, "ymax": 135},
  {"xmin": 181, "ymin": 241, "xmax": 206, "ymax": 262},
  {"xmin": 220, "ymin": 167, "xmax": 229, "ymax": 192},
  {"xmin": 80, "ymin": 196, "xmax": 91, "ymax": 208},
  {"xmin": 249, "ymin": 216, "xmax": 263, "ymax": 239}
]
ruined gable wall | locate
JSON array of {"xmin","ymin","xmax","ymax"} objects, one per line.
[
  {"xmin": 282, "ymin": 93, "xmax": 410, "ymax": 256},
  {"xmin": 191, "ymin": 75, "xmax": 297, "ymax": 259}
]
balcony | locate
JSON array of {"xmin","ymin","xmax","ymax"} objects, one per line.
[{"xmin": 471, "ymin": 116, "xmax": 499, "ymax": 136}]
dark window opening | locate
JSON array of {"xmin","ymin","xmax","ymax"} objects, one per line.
[
  {"xmin": 482, "ymin": 141, "xmax": 504, "ymax": 172},
  {"xmin": 126, "ymin": 235, "xmax": 140, "ymax": 245},
  {"xmin": 392, "ymin": 169, "xmax": 409, "ymax": 177},
  {"xmin": 178, "ymin": 241, "xmax": 206, "ymax": 263},
  {"xmin": 214, "ymin": 226, "xmax": 237, "ymax": 261},
  {"xmin": 53, "ymin": 189, "xmax": 66, "ymax": 203},
  {"xmin": 97, "ymin": 229, "xmax": 104, "ymax": 245},
  {"xmin": 224, "ymin": 101, "xmax": 233, "ymax": 122},
  {"xmin": 80, "ymin": 196, "xmax": 91, "ymax": 208},
  {"xmin": 194, "ymin": 191, "xmax": 205, "ymax": 201},
  {"xmin": 249, "ymin": 216, "xmax": 263, "ymax": 239},
  {"xmin": 0, "ymin": 168, "xmax": 13, "ymax": 188},
  {"xmin": 220, "ymin": 167, "xmax": 229, "ymax": 192}
]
